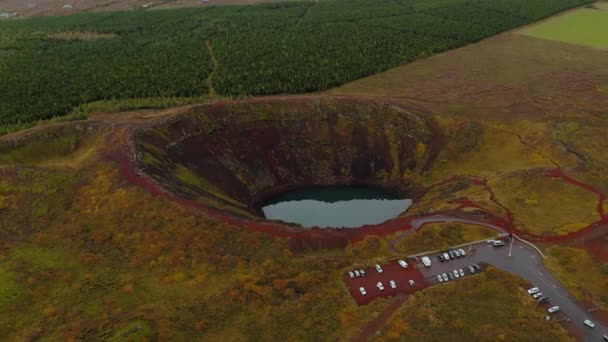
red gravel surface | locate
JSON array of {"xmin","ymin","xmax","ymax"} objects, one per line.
[{"xmin": 344, "ymin": 259, "xmax": 429, "ymax": 306}]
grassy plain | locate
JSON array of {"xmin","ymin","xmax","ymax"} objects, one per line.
[
  {"xmin": 490, "ymin": 171, "xmax": 600, "ymax": 236},
  {"xmin": 522, "ymin": 8, "xmax": 608, "ymax": 49}
]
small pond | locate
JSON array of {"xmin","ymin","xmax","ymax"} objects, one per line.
[{"xmin": 261, "ymin": 186, "xmax": 412, "ymax": 228}]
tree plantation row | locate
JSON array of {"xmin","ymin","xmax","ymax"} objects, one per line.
[{"xmin": 0, "ymin": 0, "xmax": 593, "ymax": 133}]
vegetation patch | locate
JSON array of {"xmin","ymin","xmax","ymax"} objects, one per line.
[
  {"xmin": 0, "ymin": 0, "xmax": 593, "ymax": 132},
  {"xmin": 490, "ymin": 171, "xmax": 600, "ymax": 236},
  {"xmin": 522, "ymin": 8, "xmax": 608, "ymax": 49},
  {"xmin": 48, "ymin": 31, "xmax": 116, "ymax": 41},
  {"xmin": 108, "ymin": 320, "xmax": 155, "ymax": 341},
  {"xmin": 391, "ymin": 222, "xmax": 497, "ymax": 255},
  {"xmin": 545, "ymin": 246, "xmax": 608, "ymax": 309}
]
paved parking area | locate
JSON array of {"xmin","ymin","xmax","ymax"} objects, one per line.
[
  {"xmin": 416, "ymin": 240, "xmax": 607, "ymax": 341},
  {"xmin": 344, "ymin": 259, "xmax": 429, "ymax": 305}
]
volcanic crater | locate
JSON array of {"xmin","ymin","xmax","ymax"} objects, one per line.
[{"xmin": 133, "ymin": 98, "xmax": 443, "ymax": 226}]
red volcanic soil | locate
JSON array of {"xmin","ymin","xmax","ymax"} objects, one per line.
[
  {"xmin": 585, "ymin": 235, "xmax": 608, "ymax": 262},
  {"xmin": 344, "ymin": 259, "xmax": 429, "ymax": 306}
]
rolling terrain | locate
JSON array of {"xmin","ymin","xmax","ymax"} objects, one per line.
[{"xmin": 0, "ymin": 0, "xmax": 607, "ymax": 340}]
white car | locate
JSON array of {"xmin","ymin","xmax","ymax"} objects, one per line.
[
  {"xmin": 493, "ymin": 240, "xmax": 506, "ymax": 247},
  {"xmin": 390, "ymin": 280, "xmax": 397, "ymax": 289},
  {"xmin": 348, "ymin": 271, "xmax": 354, "ymax": 278},
  {"xmin": 459, "ymin": 269, "xmax": 465, "ymax": 277},
  {"xmin": 377, "ymin": 282, "xmax": 384, "ymax": 291},
  {"xmin": 398, "ymin": 259, "xmax": 408, "ymax": 269},
  {"xmin": 454, "ymin": 250, "xmax": 461, "ymax": 258},
  {"xmin": 442, "ymin": 273, "xmax": 449, "ymax": 282},
  {"xmin": 547, "ymin": 306, "xmax": 560, "ymax": 314},
  {"xmin": 458, "ymin": 248, "xmax": 466, "ymax": 256},
  {"xmin": 443, "ymin": 252, "xmax": 450, "ymax": 260},
  {"xmin": 486, "ymin": 239, "xmax": 496, "ymax": 244},
  {"xmin": 527, "ymin": 287, "xmax": 540, "ymax": 295},
  {"xmin": 375, "ymin": 264, "xmax": 383, "ymax": 273},
  {"xmin": 408, "ymin": 279, "xmax": 415, "ymax": 286},
  {"xmin": 532, "ymin": 292, "xmax": 543, "ymax": 299},
  {"xmin": 584, "ymin": 319, "xmax": 595, "ymax": 328},
  {"xmin": 359, "ymin": 287, "xmax": 367, "ymax": 295},
  {"xmin": 453, "ymin": 270, "xmax": 460, "ymax": 278},
  {"xmin": 436, "ymin": 275, "xmax": 443, "ymax": 283},
  {"xmin": 354, "ymin": 270, "xmax": 361, "ymax": 277},
  {"xmin": 359, "ymin": 269, "xmax": 366, "ymax": 277},
  {"xmin": 602, "ymin": 333, "xmax": 607, "ymax": 340}
]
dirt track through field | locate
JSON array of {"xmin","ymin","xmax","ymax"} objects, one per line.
[{"xmin": 205, "ymin": 40, "xmax": 218, "ymax": 97}]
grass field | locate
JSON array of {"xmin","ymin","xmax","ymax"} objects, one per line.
[{"xmin": 522, "ymin": 8, "xmax": 608, "ymax": 49}]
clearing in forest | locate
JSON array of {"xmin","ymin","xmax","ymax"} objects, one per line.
[{"xmin": 521, "ymin": 7, "xmax": 608, "ymax": 49}]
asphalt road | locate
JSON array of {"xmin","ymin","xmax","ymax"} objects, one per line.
[{"xmin": 416, "ymin": 240, "xmax": 607, "ymax": 341}]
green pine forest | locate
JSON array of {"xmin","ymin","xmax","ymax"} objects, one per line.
[{"xmin": 0, "ymin": 0, "xmax": 593, "ymax": 133}]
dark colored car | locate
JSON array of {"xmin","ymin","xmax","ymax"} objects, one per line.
[
  {"xmin": 448, "ymin": 251, "xmax": 455, "ymax": 259},
  {"xmin": 474, "ymin": 264, "xmax": 481, "ymax": 271},
  {"xmin": 538, "ymin": 297, "xmax": 549, "ymax": 304},
  {"xmin": 448, "ymin": 272, "xmax": 455, "ymax": 280},
  {"xmin": 438, "ymin": 254, "xmax": 445, "ymax": 262}
]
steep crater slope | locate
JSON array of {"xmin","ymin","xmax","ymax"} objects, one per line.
[{"xmin": 134, "ymin": 99, "xmax": 441, "ymax": 220}]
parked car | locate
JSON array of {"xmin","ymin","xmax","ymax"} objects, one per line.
[
  {"xmin": 437, "ymin": 275, "xmax": 443, "ymax": 283},
  {"xmin": 359, "ymin": 269, "xmax": 366, "ymax": 277},
  {"xmin": 453, "ymin": 270, "xmax": 460, "ymax": 278},
  {"xmin": 448, "ymin": 272, "xmax": 455, "ymax": 280},
  {"xmin": 527, "ymin": 287, "xmax": 540, "ymax": 295},
  {"xmin": 459, "ymin": 269, "xmax": 465, "ymax": 277},
  {"xmin": 473, "ymin": 264, "xmax": 481, "ymax": 271},
  {"xmin": 421, "ymin": 256, "xmax": 432, "ymax": 267},
  {"xmin": 584, "ymin": 319, "xmax": 595, "ymax": 328},
  {"xmin": 547, "ymin": 306, "xmax": 560, "ymax": 314},
  {"xmin": 602, "ymin": 333, "xmax": 607, "ymax": 341},
  {"xmin": 454, "ymin": 250, "xmax": 461, "ymax": 258},
  {"xmin": 532, "ymin": 292, "xmax": 543, "ymax": 299},
  {"xmin": 442, "ymin": 273, "xmax": 449, "ymax": 282},
  {"xmin": 348, "ymin": 271, "xmax": 354, "ymax": 278},
  {"xmin": 537, "ymin": 297, "xmax": 549, "ymax": 304},
  {"xmin": 443, "ymin": 252, "xmax": 450, "ymax": 261},
  {"xmin": 354, "ymin": 270, "xmax": 361, "ymax": 277},
  {"xmin": 492, "ymin": 240, "xmax": 506, "ymax": 247},
  {"xmin": 377, "ymin": 282, "xmax": 384, "ymax": 291},
  {"xmin": 458, "ymin": 248, "xmax": 466, "ymax": 256},
  {"xmin": 398, "ymin": 259, "xmax": 408, "ymax": 269},
  {"xmin": 438, "ymin": 254, "xmax": 445, "ymax": 262},
  {"xmin": 448, "ymin": 251, "xmax": 455, "ymax": 259},
  {"xmin": 375, "ymin": 264, "xmax": 383, "ymax": 273},
  {"xmin": 486, "ymin": 239, "xmax": 496, "ymax": 244},
  {"xmin": 390, "ymin": 280, "xmax": 397, "ymax": 289},
  {"xmin": 359, "ymin": 287, "xmax": 367, "ymax": 295},
  {"xmin": 468, "ymin": 265, "xmax": 476, "ymax": 274},
  {"xmin": 409, "ymin": 279, "xmax": 415, "ymax": 286}
]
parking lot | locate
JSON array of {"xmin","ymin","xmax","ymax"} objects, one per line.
[
  {"xmin": 344, "ymin": 259, "xmax": 429, "ymax": 305},
  {"xmin": 415, "ymin": 239, "xmax": 608, "ymax": 341}
]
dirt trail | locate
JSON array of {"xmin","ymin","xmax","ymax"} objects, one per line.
[{"xmin": 354, "ymin": 295, "xmax": 408, "ymax": 342}]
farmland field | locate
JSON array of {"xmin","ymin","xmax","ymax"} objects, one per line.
[
  {"xmin": 521, "ymin": 7, "xmax": 608, "ymax": 48},
  {"xmin": 0, "ymin": 0, "xmax": 593, "ymax": 134}
]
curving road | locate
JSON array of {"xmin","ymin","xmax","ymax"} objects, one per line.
[{"xmin": 390, "ymin": 216, "xmax": 607, "ymax": 341}]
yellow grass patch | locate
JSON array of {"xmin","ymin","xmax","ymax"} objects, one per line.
[
  {"xmin": 490, "ymin": 172, "xmax": 600, "ymax": 236},
  {"xmin": 48, "ymin": 31, "xmax": 116, "ymax": 41}
]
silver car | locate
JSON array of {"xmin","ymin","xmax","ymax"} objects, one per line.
[
  {"xmin": 442, "ymin": 273, "xmax": 449, "ymax": 282},
  {"xmin": 437, "ymin": 275, "xmax": 443, "ymax": 283},
  {"xmin": 459, "ymin": 269, "xmax": 465, "ymax": 277},
  {"xmin": 453, "ymin": 270, "xmax": 460, "ymax": 278}
]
